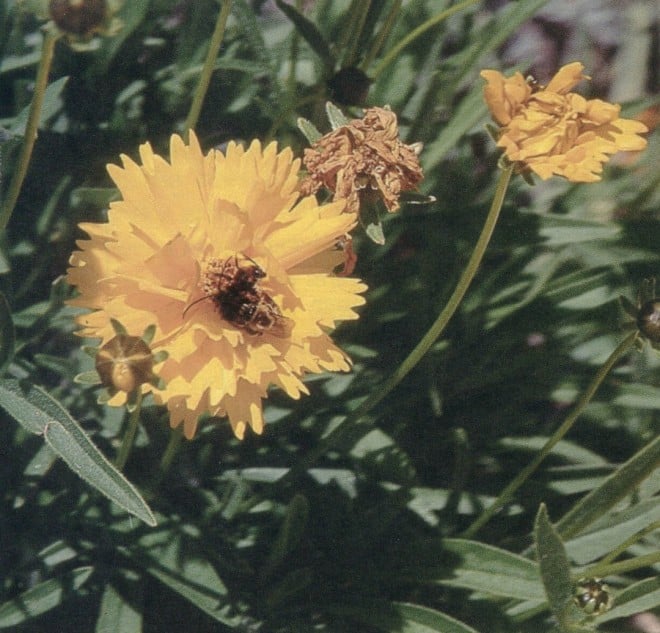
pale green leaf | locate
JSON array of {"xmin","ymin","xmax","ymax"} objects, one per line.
[
  {"xmin": 597, "ymin": 577, "xmax": 660, "ymax": 623},
  {"xmin": 95, "ymin": 582, "xmax": 142, "ymax": 633},
  {"xmin": 534, "ymin": 504, "xmax": 576, "ymax": 630},
  {"xmin": 556, "ymin": 435, "xmax": 660, "ymax": 540},
  {"xmin": 0, "ymin": 567, "xmax": 93, "ymax": 628},
  {"xmin": 438, "ymin": 539, "xmax": 545, "ymax": 601},
  {"xmin": 0, "ymin": 379, "xmax": 156, "ymax": 527}
]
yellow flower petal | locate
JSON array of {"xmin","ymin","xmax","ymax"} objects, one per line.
[
  {"xmin": 67, "ymin": 132, "xmax": 367, "ymax": 439},
  {"xmin": 482, "ymin": 62, "xmax": 648, "ymax": 182}
]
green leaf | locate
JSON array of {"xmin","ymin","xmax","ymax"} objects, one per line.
[
  {"xmin": 614, "ymin": 383, "xmax": 660, "ymax": 409},
  {"xmin": 297, "ymin": 116, "xmax": 322, "ymax": 144},
  {"xmin": 263, "ymin": 494, "xmax": 309, "ymax": 577},
  {"xmin": 422, "ymin": 81, "xmax": 488, "ymax": 171},
  {"xmin": 95, "ymin": 582, "xmax": 142, "ymax": 633},
  {"xmin": 0, "ymin": 566, "xmax": 93, "ymax": 628},
  {"xmin": 534, "ymin": 504, "xmax": 576, "ymax": 630},
  {"xmin": 328, "ymin": 600, "xmax": 479, "ymax": 633},
  {"xmin": 139, "ymin": 530, "xmax": 240, "ymax": 627},
  {"xmin": 0, "ymin": 379, "xmax": 156, "ymax": 527},
  {"xmin": 556, "ymin": 435, "xmax": 660, "ymax": 540},
  {"xmin": 325, "ymin": 101, "xmax": 350, "ymax": 129},
  {"xmin": 275, "ymin": 0, "xmax": 335, "ymax": 68},
  {"xmin": 539, "ymin": 216, "xmax": 621, "ymax": 245},
  {"xmin": 597, "ymin": 577, "xmax": 660, "ymax": 624},
  {"xmin": 10, "ymin": 76, "xmax": 69, "ymax": 136},
  {"xmin": 391, "ymin": 603, "xmax": 480, "ymax": 633},
  {"xmin": 565, "ymin": 498, "xmax": 660, "ymax": 565},
  {"xmin": 439, "ymin": 539, "xmax": 545, "ymax": 601},
  {"xmin": 0, "ymin": 291, "xmax": 14, "ymax": 376}
]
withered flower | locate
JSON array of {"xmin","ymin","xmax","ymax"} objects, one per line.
[{"xmin": 300, "ymin": 106, "xmax": 424, "ymax": 215}]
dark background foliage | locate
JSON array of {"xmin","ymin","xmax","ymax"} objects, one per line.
[{"xmin": 0, "ymin": 1, "xmax": 658, "ymax": 632}]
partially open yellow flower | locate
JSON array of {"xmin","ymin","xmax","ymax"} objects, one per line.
[
  {"xmin": 481, "ymin": 62, "xmax": 648, "ymax": 182},
  {"xmin": 300, "ymin": 106, "xmax": 424, "ymax": 214},
  {"xmin": 67, "ymin": 134, "xmax": 366, "ymax": 439}
]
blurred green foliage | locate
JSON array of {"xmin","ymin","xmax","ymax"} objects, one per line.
[{"xmin": 0, "ymin": 1, "xmax": 658, "ymax": 632}]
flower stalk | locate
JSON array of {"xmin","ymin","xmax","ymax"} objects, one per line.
[
  {"xmin": 371, "ymin": 0, "xmax": 480, "ymax": 80},
  {"xmin": 183, "ymin": 0, "xmax": 233, "ymax": 136},
  {"xmin": 279, "ymin": 164, "xmax": 513, "ymax": 485},
  {"xmin": 462, "ymin": 330, "xmax": 639, "ymax": 539},
  {"xmin": 0, "ymin": 28, "xmax": 60, "ymax": 232},
  {"xmin": 114, "ymin": 391, "xmax": 143, "ymax": 470}
]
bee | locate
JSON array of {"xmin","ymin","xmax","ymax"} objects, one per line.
[{"xmin": 185, "ymin": 255, "xmax": 293, "ymax": 338}]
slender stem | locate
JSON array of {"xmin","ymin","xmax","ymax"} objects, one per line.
[
  {"xmin": 183, "ymin": 0, "xmax": 233, "ymax": 137},
  {"xmin": 114, "ymin": 391, "xmax": 143, "ymax": 470},
  {"xmin": 462, "ymin": 330, "xmax": 639, "ymax": 539},
  {"xmin": 159, "ymin": 425, "xmax": 183, "ymax": 476},
  {"xmin": 360, "ymin": 0, "xmax": 402, "ymax": 72},
  {"xmin": 371, "ymin": 0, "xmax": 480, "ymax": 80},
  {"xmin": 278, "ymin": 165, "xmax": 513, "ymax": 487},
  {"xmin": 341, "ymin": 0, "xmax": 371, "ymax": 68},
  {"xmin": 575, "ymin": 550, "xmax": 660, "ymax": 580},
  {"xmin": 597, "ymin": 520, "xmax": 660, "ymax": 567},
  {"xmin": 0, "ymin": 28, "xmax": 60, "ymax": 232}
]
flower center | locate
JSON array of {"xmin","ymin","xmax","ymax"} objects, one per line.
[{"xmin": 200, "ymin": 255, "xmax": 293, "ymax": 338}]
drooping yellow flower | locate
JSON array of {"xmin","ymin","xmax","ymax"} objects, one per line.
[
  {"xmin": 67, "ymin": 133, "xmax": 366, "ymax": 439},
  {"xmin": 300, "ymin": 106, "xmax": 424, "ymax": 214},
  {"xmin": 481, "ymin": 62, "xmax": 648, "ymax": 182}
]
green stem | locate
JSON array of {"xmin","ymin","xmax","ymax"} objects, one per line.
[
  {"xmin": 278, "ymin": 164, "xmax": 513, "ymax": 487},
  {"xmin": 183, "ymin": 0, "xmax": 233, "ymax": 137},
  {"xmin": 462, "ymin": 330, "xmax": 639, "ymax": 539},
  {"xmin": 594, "ymin": 520, "xmax": 660, "ymax": 568},
  {"xmin": 341, "ymin": 0, "xmax": 371, "ymax": 69},
  {"xmin": 0, "ymin": 28, "xmax": 60, "ymax": 232},
  {"xmin": 159, "ymin": 425, "xmax": 183, "ymax": 476},
  {"xmin": 359, "ymin": 0, "xmax": 402, "ymax": 72},
  {"xmin": 575, "ymin": 550, "xmax": 660, "ymax": 580},
  {"xmin": 115, "ymin": 391, "xmax": 143, "ymax": 471},
  {"xmin": 371, "ymin": 0, "xmax": 480, "ymax": 80}
]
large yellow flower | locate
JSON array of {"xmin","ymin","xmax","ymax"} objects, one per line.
[
  {"xmin": 67, "ymin": 133, "xmax": 366, "ymax": 439},
  {"xmin": 480, "ymin": 62, "xmax": 648, "ymax": 182}
]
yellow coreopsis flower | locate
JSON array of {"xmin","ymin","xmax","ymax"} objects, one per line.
[
  {"xmin": 67, "ymin": 133, "xmax": 367, "ymax": 439},
  {"xmin": 480, "ymin": 62, "xmax": 648, "ymax": 182}
]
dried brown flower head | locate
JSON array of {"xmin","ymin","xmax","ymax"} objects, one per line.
[{"xmin": 300, "ymin": 106, "xmax": 424, "ymax": 215}]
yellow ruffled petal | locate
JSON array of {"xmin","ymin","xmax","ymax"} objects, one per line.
[{"xmin": 67, "ymin": 134, "xmax": 367, "ymax": 439}]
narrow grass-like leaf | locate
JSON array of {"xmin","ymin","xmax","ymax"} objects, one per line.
[
  {"xmin": 422, "ymin": 82, "xmax": 488, "ymax": 171},
  {"xmin": 9, "ymin": 77, "xmax": 69, "ymax": 136},
  {"xmin": 326, "ymin": 101, "xmax": 350, "ymax": 129},
  {"xmin": 95, "ymin": 582, "xmax": 142, "ymax": 633},
  {"xmin": 556, "ymin": 435, "xmax": 660, "ymax": 540},
  {"xmin": 0, "ymin": 566, "xmax": 93, "ymax": 628},
  {"xmin": 139, "ymin": 531, "xmax": 240, "ymax": 627},
  {"xmin": 0, "ymin": 379, "xmax": 156, "ymax": 526},
  {"xmin": 0, "ymin": 290, "xmax": 14, "ymax": 376},
  {"xmin": 614, "ymin": 383, "xmax": 660, "ymax": 409},
  {"xmin": 263, "ymin": 494, "xmax": 309, "ymax": 577},
  {"xmin": 534, "ymin": 504, "xmax": 575, "ymax": 630},
  {"xmin": 596, "ymin": 577, "xmax": 660, "ymax": 623},
  {"xmin": 565, "ymin": 498, "xmax": 660, "ymax": 565},
  {"xmin": 328, "ymin": 600, "xmax": 479, "ymax": 633},
  {"xmin": 438, "ymin": 539, "xmax": 545, "ymax": 601},
  {"xmin": 275, "ymin": 0, "xmax": 334, "ymax": 68},
  {"xmin": 297, "ymin": 116, "xmax": 322, "ymax": 144}
]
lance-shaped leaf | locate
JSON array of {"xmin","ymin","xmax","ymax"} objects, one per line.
[
  {"xmin": 556, "ymin": 435, "xmax": 660, "ymax": 540},
  {"xmin": 275, "ymin": 0, "xmax": 334, "ymax": 69},
  {"xmin": 0, "ymin": 566, "xmax": 93, "ymax": 629},
  {"xmin": 0, "ymin": 379, "xmax": 156, "ymax": 526},
  {"xmin": 535, "ymin": 504, "xmax": 583, "ymax": 632},
  {"xmin": 0, "ymin": 291, "xmax": 14, "ymax": 376}
]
